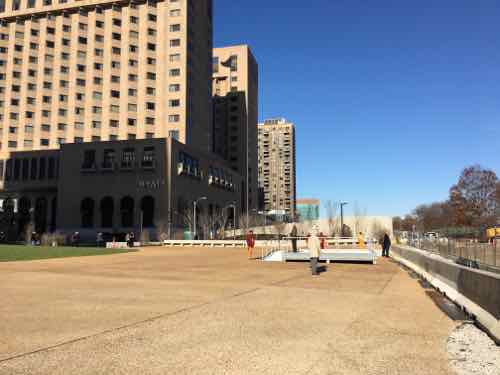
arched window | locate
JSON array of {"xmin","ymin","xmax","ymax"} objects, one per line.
[
  {"xmin": 50, "ymin": 197, "xmax": 57, "ymax": 232},
  {"xmin": 120, "ymin": 196, "xmax": 134, "ymax": 228},
  {"xmin": 18, "ymin": 197, "xmax": 31, "ymax": 236},
  {"xmin": 35, "ymin": 197, "xmax": 48, "ymax": 233},
  {"xmin": 81, "ymin": 198, "xmax": 94, "ymax": 228},
  {"xmin": 100, "ymin": 197, "xmax": 114, "ymax": 228},
  {"xmin": 141, "ymin": 196, "xmax": 155, "ymax": 228}
]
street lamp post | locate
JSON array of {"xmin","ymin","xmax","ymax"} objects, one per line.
[
  {"xmin": 340, "ymin": 201, "xmax": 348, "ymax": 237},
  {"xmin": 224, "ymin": 201, "xmax": 237, "ymax": 240},
  {"xmin": 193, "ymin": 196, "xmax": 207, "ymax": 240}
]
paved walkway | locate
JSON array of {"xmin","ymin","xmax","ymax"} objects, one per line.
[{"xmin": 0, "ymin": 247, "xmax": 456, "ymax": 374}]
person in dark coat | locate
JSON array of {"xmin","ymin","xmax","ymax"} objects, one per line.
[
  {"xmin": 71, "ymin": 232, "xmax": 80, "ymax": 247},
  {"xmin": 290, "ymin": 225, "xmax": 298, "ymax": 252},
  {"xmin": 382, "ymin": 233, "xmax": 391, "ymax": 257}
]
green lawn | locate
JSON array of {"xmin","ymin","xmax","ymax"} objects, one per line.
[{"xmin": 0, "ymin": 245, "xmax": 136, "ymax": 262}]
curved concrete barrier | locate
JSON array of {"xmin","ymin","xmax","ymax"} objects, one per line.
[{"xmin": 392, "ymin": 245, "xmax": 500, "ymax": 344}]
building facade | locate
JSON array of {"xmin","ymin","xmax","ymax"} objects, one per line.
[
  {"xmin": 0, "ymin": 0, "xmax": 213, "ymax": 157},
  {"xmin": 257, "ymin": 118, "xmax": 296, "ymax": 220},
  {"xmin": 212, "ymin": 45, "xmax": 258, "ymax": 214},
  {"xmin": 0, "ymin": 137, "xmax": 242, "ymax": 241},
  {"xmin": 297, "ymin": 199, "xmax": 320, "ymax": 222}
]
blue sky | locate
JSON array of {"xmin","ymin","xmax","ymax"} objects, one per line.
[{"xmin": 214, "ymin": 0, "xmax": 500, "ymax": 217}]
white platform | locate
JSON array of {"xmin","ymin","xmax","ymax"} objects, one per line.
[{"xmin": 264, "ymin": 249, "xmax": 377, "ymax": 264}]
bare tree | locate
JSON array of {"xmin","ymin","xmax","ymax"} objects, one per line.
[
  {"xmin": 156, "ymin": 219, "xmax": 170, "ymax": 242},
  {"xmin": 353, "ymin": 202, "xmax": 367, "ymax": 235},
  {"xmin": 324, "ymin": 200, "xmax": 340, "ymax": 236}
]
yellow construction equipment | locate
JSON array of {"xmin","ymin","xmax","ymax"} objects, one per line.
[{"xmin": 486, "ymin": 227, "xmax": 500, "ymax": 239}]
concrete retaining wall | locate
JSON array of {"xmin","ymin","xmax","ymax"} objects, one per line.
[{"xmin": 392, "ymin": 245, "xmax": 500, "ymax": 344}]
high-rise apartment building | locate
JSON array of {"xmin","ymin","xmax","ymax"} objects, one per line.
[
  {"xmin": 258, "ymin": 118, "xmax": 296, "ymax": 220},
  {"xmin": 0, "ymin": 0, "xmax": 213, "ymax": 159},
  {"xmin": 212, "ymin": 45, "xmax": 258, "ymax": 213}
]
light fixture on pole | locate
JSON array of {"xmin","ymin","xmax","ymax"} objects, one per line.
[
  {"xmin": 193, "ymin": 196, "xmax": 207, "ymax": 240},
  {"xmin": 224, "ymin": 201, "xmax": 237, "ymax": 240},
  {"xmin": 340, "ymin": 201, "xmax": 348, "ymax": 237}
]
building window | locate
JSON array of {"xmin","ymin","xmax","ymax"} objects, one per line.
[
  {"xmin": 48, "ymin": 157, "xmax": 56, "ymax": 179},
  {"xmin": 102, "ymin": 149, "xmax": 115, "ymax": 168},
  {"xmin": 142, "ymin": 146, "xmax": 155, "ymax": 168},
  {"xmin": 100, "ymin": 197, "xmax": 114, "ymax": 228},
  {"xmin": 81, "ymin": 198, "xmax": 95, "ymax": 228},
  {"xmin": 141, "ymin": 196, "xmax": 155, "ymax": 227},
  {"xmin": 170, "ymin": 24, "xmax": 181, "ymax": 32},
  {"xmin": 30, "ymin": 158, "xmax": 38, "ymax": 180},
  {"xmin": 168, "ymin": 115, "xmax": 180, "ymax": 123},
  {"xmin": 22, "ymin": 159, "xmax": 29, "ymax": 180},
  {"xmin": 82, "ymin": 150, "xmax": 96, "ymax": 169},
  {"xmin": 38, "ymin": 158, "xmax": 46, "ymax": 179},
  {"xmin": 169, "ymin": 69, "xmax": 180, "ymax": 77},
  {"xmin": 169, "ymin": 53, "xmax": 181, "ymax": 62},
  {"xmin": 120, "ymin": 196, "xmax": 134, "ymax": 227},
  {"xmin": 168, "ymin": 130, "xmax": 179, "ymax": 140},
  {"xmin": 170, "ymin": 39, "xmax": 180, "ymax": 47},
  {"xmin": 121, "ymin": 148, "xmax": 135, "ymax": 169}
]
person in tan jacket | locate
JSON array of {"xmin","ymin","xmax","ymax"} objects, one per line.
[{"xmin": 308, "ymin": 227, "xmax": 322, "ymax": 276}]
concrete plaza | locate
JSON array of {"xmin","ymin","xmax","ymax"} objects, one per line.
[{"xmin": 0, "ymin": 247, "xmax": 456, "ymax": 374}]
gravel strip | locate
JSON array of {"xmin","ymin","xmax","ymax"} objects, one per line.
[{"xmin": 448, "ymin": 323, "xmax": 500, "ymax": 375}]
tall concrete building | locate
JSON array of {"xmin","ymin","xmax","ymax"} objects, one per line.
[
  {"xmin": 212, "ymin": 45, "xmax": 258, "ymax": 214},
  {"xmin": 0, "ymin": 0, "xmax": 248, "ymax": 241},
  {"xmin": 0, "ymin": 0, "xmax": 213, "ymax": 158},
  {"xmin": 258, "ymin": 118, "xmax": 296, "ymax": 220}
]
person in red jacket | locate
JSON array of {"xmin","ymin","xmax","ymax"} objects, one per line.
[
  {"xmin": 245, "ymin": 230, "xmax": 255, "ymax": 259},
  {"xmin": 319, "ymin": 232, "xmax": 326, "ymax": 250}
]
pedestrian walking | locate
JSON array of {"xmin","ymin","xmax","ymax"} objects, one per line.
[
  {"xmin": 319, "ymin": 232, "xmax": 326, "ymax": 250},
  {"xmin": 290, "ymin": 225, "xmax": 298, "ymax": 252},
  {"xmin": 245, "ymin": 230, "xmax": 255, "ymax": 259},
  {"xmin": 125, "ymin": 233, "xmax": 130, "ymax": 247},
  {"xmin": 97, "ymin": 232, "xmax": 103, "ymax": 248},
  {"xmin": 308, "ymin": 227, "xmax": 321, "ymax": 276},
  {"xmin": 129, "ymin": 231, "xmax": 135, "ymax": 247},
  {"xmin": 382, "ymin": 233, "xmax": 391, "ymax": 257},
  {"xmin": 71, "ymin": 232, "xmax": 80, "ymax": 247}
]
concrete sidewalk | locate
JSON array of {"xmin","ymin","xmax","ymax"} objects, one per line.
[{"xmin": 0, "ymin": 247, "xmax": 456, "ymax": 374}]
